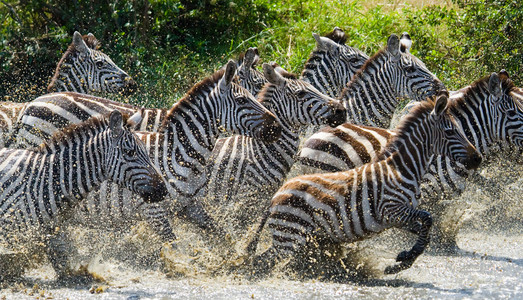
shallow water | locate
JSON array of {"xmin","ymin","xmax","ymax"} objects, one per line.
[{"xmin": 1, "ymin": 156, "xmax": 522, "ymax": 299}]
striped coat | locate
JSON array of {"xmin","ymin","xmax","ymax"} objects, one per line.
[
  {"xmin": 247, "ymin": 95, "xmax": 482, "ymax": 275},
  {"xmin": 205, "ymin": 64, "xmax": 346, "ymax": 233},
  {"xmin": 296, "ymin": 71, "xmax": 523, "ymax": 251},
  {"xmin": 0, "ymin": 110, "xmax": 166, "ymax": 277}
]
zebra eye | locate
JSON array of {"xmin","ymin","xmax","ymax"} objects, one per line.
[
  {"xmin": 506, "ymin": 109, "xmax": 517, "ymax": 118},
  {"xmin": 405, "ymin": 65, "xmax": 416, "ymax": 73},
  {"xmin": 236, "ymin": 97, "xmax": 247, "ymax": 104},
  {"xmin": 296, "ymin": 90, "xmax": 308, "ymax": 99},
  {"xmin": 95, "ymin": 61, "xmax": 104, "ymax": 68}
]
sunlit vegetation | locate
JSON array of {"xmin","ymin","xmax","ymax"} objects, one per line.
[{"xmin": 1, "ymin": 0, "xmax": 521, "ymax": 105}]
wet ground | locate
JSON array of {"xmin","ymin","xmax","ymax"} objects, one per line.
[{"xmin": 0, "ymin": 154, "xmax": 521, "ymax": 299}]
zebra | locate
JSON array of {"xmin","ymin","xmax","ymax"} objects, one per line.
[
  {"xmin": 338, "ymin": 33, "xmax": 444, "ymax": 128},
  {"xmin": 204, "ymin": 63, "xmax": 346, "ymax": 234},
  {"xmin": 47, "ymin": 31, "xmax": 136, "ymax": 95},
  {"xmin": 296, "ymin": 71, "xmax": 523, "ymax": 252},
  {"xmin": 236, "ymin": 28, "xmax": 369, "ymax": 101},
  {"xmin": 11, "ymin": 61, "xmax": 281, "ymax": 249},
  {"xmin": 0, "ymin": 110, "xmax": 167, "ymax": 278},
  {"xmin": 236, "ymin": 47, "xmax": 267, "ymax": 97},
  {"xmin": 300, "ymin": 27, "xmax": 369, "ymax": 99},
  {"xmin": 0, "ymin": 31, "xmax": 136, "ymax": 148},
  {"xmin": 246, "ymin": 94, "xmax": 482, "ymax": 276}
]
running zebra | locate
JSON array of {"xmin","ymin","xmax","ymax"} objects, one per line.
[
  {"xmin": 0, "ymin": 110, "xmax": 167, "ymax": 278},
  {"xmin": 301, "ymin": 27, "xmax": 369, "ymax": 98},
  {"xmin": 339, "ymin": 33, "xmax": 444, "ymax": 127},
  {"xmin": 0, "ymin": 31, "xmax": 135, "ymax": 147},
  {"xmin": 247, "ymin": 94, "xmax": 482, "ymax": 275},
  {"xmin": 296, "ymin": 71, "xmax": 523, "ymax": 252},
  {"xmin": 17, "ymin": 61, "xmax": 281, "ymax": 247},
  {"xmin": 205, "ymin": 63, "xmax": 346, "ymax": 233}
]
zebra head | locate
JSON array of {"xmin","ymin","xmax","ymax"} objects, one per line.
[
  {"xmin": 301, "ymin": 28, "xmax": 369, "ymax": 98},
  {"xmin": 486, "ymin": 71, "xmax": 523, "ymax": 148},
  {"xmin": 49, "ymin": 31, "xmax": 137, "ymax": 95},
  {"xmin": 430, "ymin": 94, "xmax": 482, "ymax": 170},
  {"xmin": 106, "ymin": 110, "xmax": 167, "ymax": 203},
  {"xmin": 386, "ymin": 34, "xmax": 445, "ymax": 102},
  {"xmin": 262, "ymin": 63, "xmax": 346, "ymax": 128},
  {"xmin": 215, "ymin": 60, "xmax": 282, "ymax": 143},
  {"xmin": 236, "ymin": 47, "xmax": 267, "ymax": 96}
]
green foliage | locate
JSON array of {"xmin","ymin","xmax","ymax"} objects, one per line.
[{"xmin": 0, "ymin": 0, "xmax": 521, "ymax": 105}]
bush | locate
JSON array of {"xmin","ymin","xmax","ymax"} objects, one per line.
[{"xmin": 0, "ymin": 0, "xmax": 521, "ymax": 105}]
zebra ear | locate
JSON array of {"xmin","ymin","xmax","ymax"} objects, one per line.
[
  {"xmin": 244, "ymin": 48, "xmax": 258, "ymax": 69},
  {"xmin": 127, "ymin": 108, "xmax": 143, "ymax": 128},
  {"xmin": 220, "ymin": 60, "xmax": 237, "ymax": 89},
  {"xmin": 109, "ymin": 110, "xmax": 124, "ymax": 137},
  {"xmin": 387, "ymin": 34, "xmax": 401, "ymax": 60},
  {"xmin": 432, "ymin": 94, "xmax": 449, "ymax": 117},
  {"xmin": 73, "ymin": 31, "xmax": 90, "ymax": 54},
  {"xmin": 400, "ymin": 32, "xmax": 412, "ymax": 53},
  {"xmin": 488, "ymin": 72, "xmax": 502, "ymax": 98},
  {"xmin": 263, "ymin": 63, "xmax": 286, "ymax": 87},
  {"xmin": 313, "ymin": 33, "xmax": 339, "ymax": 53},
  {"xmin": 498, "ymin": 69, "xmax": 510, "ymax": 81}
]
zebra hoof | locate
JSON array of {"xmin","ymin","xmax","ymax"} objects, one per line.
[
  {"xmin": 396, "ymin": 250, "xmax": 413, "ymax": 262},
  {"xmin": 384, "ymin": 261, "xmax": 413, "ymax": 275}
]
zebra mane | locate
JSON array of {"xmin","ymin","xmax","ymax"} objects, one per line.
[
  {"xmin": 37, "ymin": 113, "xmax": 131, "ymax": 152},
  {"xmin": 47, "ymin": 34, "xmax": 101, "ymax": 92},
  {"xmin": 257, "ymin": 70, "xmax": 299, "ymax": 105},
  {"xmin": 449, "ymin": 73, "xmax": 517, "ymax": 112},
  {"xmin": 341, "ymin": 48, "xmax": 387, "ymax": 93},
  {"xmin": 380, "ymin": 98, "xmax": 441, "ymax": 157},
  {"xmin": 160, "ymin": 68, "xmax": 226, "ymax": 129},
  {"xmin": 324, "ymin": 28, "xmax": 347, "ymax": 45}
]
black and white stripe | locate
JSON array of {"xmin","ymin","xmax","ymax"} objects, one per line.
[
  {"xmin": 301, "ymin": 27, "xmax": 369, "ymax": 98},
  {"xmin": 297, "ymin": 71, "xmax": 523, "ymax": 251},
  {"xmin": 34, "ymin": 61, "xmax": 280, "ymax": 246},
  {"xmin": 205, "ymin": 64, "xmax": 346, "ymax": 232},
  {"xmin": 48, "ymin": 31, "xmax": 136, "ymax": 95},
  {"xmin": 0, "ymin": 31, "xmax": 135, "ymax": 148},
  {"xmin": 247, "ymin": 95, "xmax": 482, "ymax": 275},
  {"xmin": 0, "ymin": 110, "xmax": 166, "ymax": 276},
  {"xmin": 236, "ymin": 47, "xmax": 267, "ymax": 97}
]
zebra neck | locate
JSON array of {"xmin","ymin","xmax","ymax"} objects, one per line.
[
  {"xmin": 342, "ymin": 59, "xmax": 397, "ymax": 128},
  {"xmin": 46, "ymin": 127, "xmax": 108, "ymax": 202},
  {"xmin": 387, "ymin": 128, "xmax": 433, "ymax": 184},
  {"xmin": 266, "ymin": 118, "xmax": 302, "ymax": 170},
  {"xmin": 50, "ymin": 61, "xmax": 89, "ymax": 93},
  {"xmin": 300, "ymin": 53, "xmax": 341, "ymax": 98},
  {"xmin": 451, "ymin": 98, "xmax": 496, "ymax": 155}
]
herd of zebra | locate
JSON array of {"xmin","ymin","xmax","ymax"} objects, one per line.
[{"xmin": 0, "ymin": 27, "xmax": 521, "ymax": 281}]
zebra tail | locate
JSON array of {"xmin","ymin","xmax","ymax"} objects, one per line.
[{"xmin": 246, "ymin": 206, "xmax": 271, "ymax": 256}]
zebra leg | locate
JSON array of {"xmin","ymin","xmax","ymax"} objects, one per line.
[
  {"xmin": 178, "ymin": 201, "xmax": 227, "ymax": 238},
  {"xmin": 45, "ymin": 230, "xmax": 79, "ymax": 279},
  {"xmin": 249, "ymin": 247, "xmax": 279, "ymax": 278},
  {"xmin": 143, "ymin": 202, "xmax": 178, "ymax": 248},
  {"xmin": 384, "ymin": 209, "xmax": 433, "ymax": 274}
]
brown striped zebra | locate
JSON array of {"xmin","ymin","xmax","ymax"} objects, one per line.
[
  {"xmin": 296, "ymin": 71, "xmax": 523, "ymax": 252},
  {"xmin": 0, "ymin": 31, "xmax": 135, "ymax": 147},
  {"xmin": 246, "ymin": 94, "xmax": 482, "ymax": 276}
]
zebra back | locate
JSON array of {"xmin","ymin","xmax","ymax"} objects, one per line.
[
  {"xmin": 249, "ymin": 95, "xmax": 480, "ymax": 275},
  {"xmin": 48, "ymin": 31, "xmax": 136, "ymax": 96},
  {"xmin": 301, "ymin": 27, "xmax": 369, "ymax": 98}
]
